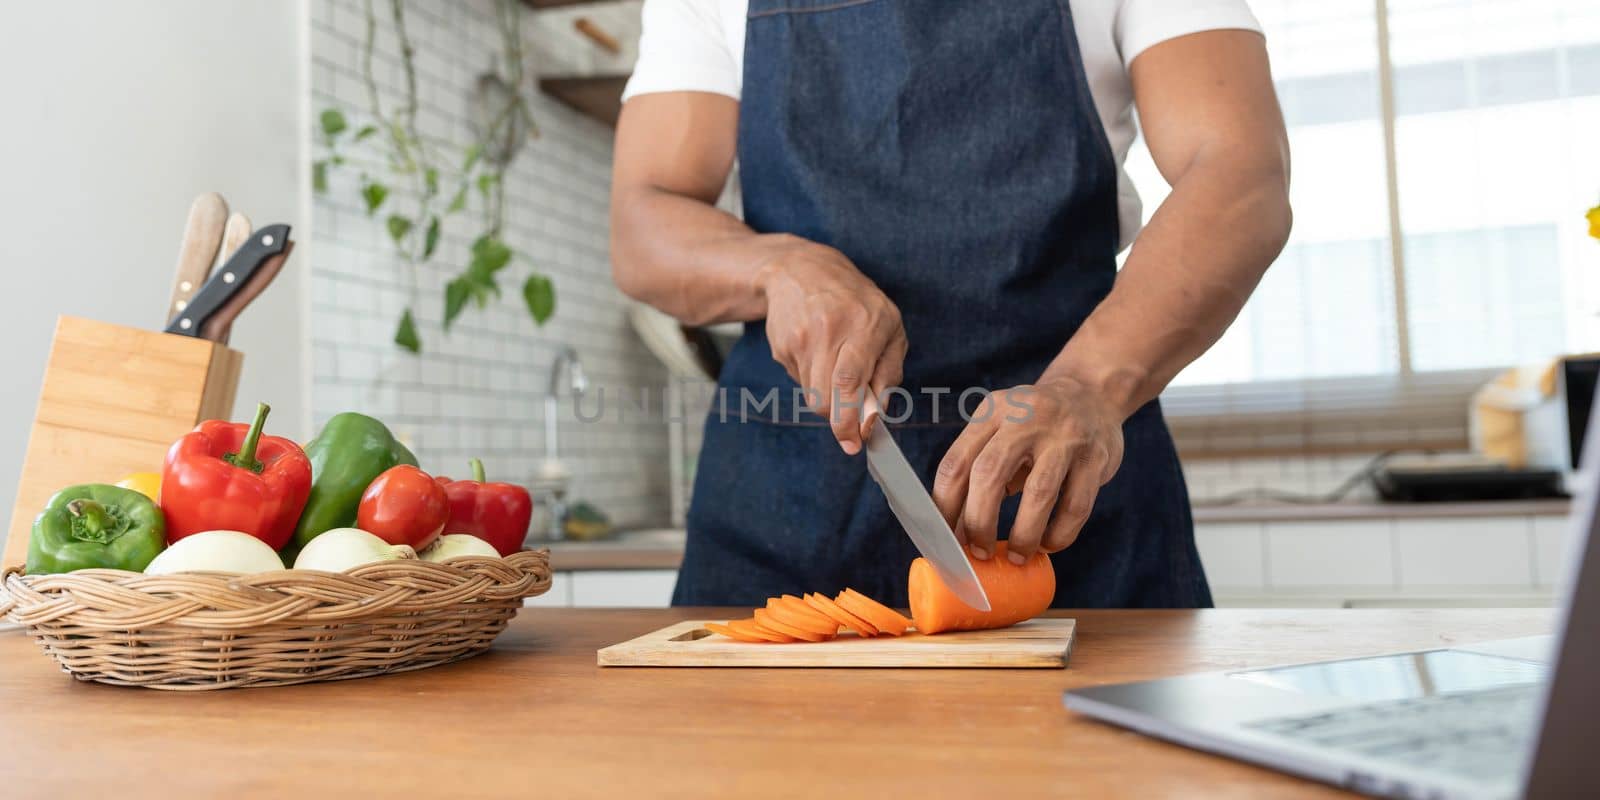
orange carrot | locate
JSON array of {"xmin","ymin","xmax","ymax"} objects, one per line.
[
  {"xmin": 907, "ymin": 540, "xmax": 1054, "ymax": 634},
  {"xmin": 803, "ymin": 592, "xmax": 878, "ymax": 637},
  {"xmin": 728, "ymin": 618, "xmax": 790, "ymax": 643},
  {"xmin": 705, "ymin": 621, "xmax": 770, "ymax": 643},
  {"xmin": 765, "ymin": 597, "xmax": 839, "ymax": 636},
  {"xmin": 835, "ymin": 589, "xmax": 910, "ymax": 636},
  {"xmin": 753, "ymin": 608, "xmax": 833, "ymax": 642}
]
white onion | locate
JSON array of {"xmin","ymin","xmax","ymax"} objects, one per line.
[
  {"xmin": 144, "ymin": 530, "xmax": 284, "ymax": 575},
  {"xmin": 292, "ymin": 527, "xmax": 416, "ymax": 572},
  {"xmin": 420, "ymin": 534, "xmax": 499, "ymax": 562}
]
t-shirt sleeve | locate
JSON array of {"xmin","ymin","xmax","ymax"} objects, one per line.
[
  {"xmin": 1113, "ymin": 0, "xmax": 1264, "ymax": 67},
  {"xmin": 621, "ymin": 0, "xmax": 741, "ymax": 102}
]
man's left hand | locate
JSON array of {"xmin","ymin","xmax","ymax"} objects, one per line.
[{"xmin": 930, "ymin": 378, "xmax": 1126, "ymax": 564}]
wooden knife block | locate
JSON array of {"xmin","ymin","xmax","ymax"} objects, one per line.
[{"xmin": 3, "ymin": 316, "xmax": 242, "ymax": 567}]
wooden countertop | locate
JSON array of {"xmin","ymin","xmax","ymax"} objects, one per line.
[
  {"xmin": 546, "ymin": 537, "xmax": 684, "ymax": 570},
  {"xmin": 0, "ymin": 608, "xmax": 1549, "ymax": 798}
]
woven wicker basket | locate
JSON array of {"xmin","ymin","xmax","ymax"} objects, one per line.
[{"xmin": 0, "ymin": 549, "xmax": 551, "ymax": 690}]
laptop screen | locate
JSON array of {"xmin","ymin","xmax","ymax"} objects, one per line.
[{"xmin": 1229, "ymin": 650, "xmax": 1547, "ymax": 704}]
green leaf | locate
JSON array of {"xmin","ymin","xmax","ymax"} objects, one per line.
[
  {"xmin": 319, "ymin": 108, "xmax": 348, "ymax": 138},
  {"xmin": 476, "ymin": 173, "xmax": 497, "ymax": 200},
  {"xmin": 462, "ymin": 143, "xmax": 483, "ymax": 172},
  {"xmin": 330, "ymin": 154, "xmax": 346, "ymax": 166},
  {"xmin": 444, "ymin": 278, "xmax": 470, "ymax": 329},
  {"xmin": 423, "ymin": 216, "xmax": 441, "ymax": 259},
  {"xmin": 424, "ymin": 167, "xmax": 439, "ymax": 195},
  {"xmin": 394, "ymin": 309, "xmax": 421, "ymax": 353},
  {"xmin": 446, "ymin": 185, "xmax": 468, "ymax": 214},
  {"xmin": 523, "ymin": 274, "xmax": 556, "ymax": 325},
  {"xmin": 361, "ymin": 181, "xmax": 388, "ymax": 216},
  {"xmin": 469, "ymin": 235, "xmax": 512, "ymax": 275},
  {"xmin": 312, "ymin": 160, "xmax": 328, "ymax": 194},
  {"xmin": 386, "ymin": 215, "xmax": 413, "ymax": 243},
  {"xmin": 354, "ymin": 124, "xmax": 378, "ymax": 142}
]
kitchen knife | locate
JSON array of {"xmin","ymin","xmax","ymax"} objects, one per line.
[
  {"xmin": 167, "ymin": 193, "xmax": 229, "ymax": 324},
  {"xmin": 164, "ymin": 224, "xmax": 291, "ymax": 337},
  {"xmin": 219, "ymin": 212, "xmax": 252, "ymax": 269},
  {"xmin": 208, "ymin": 212, "xmax": 257, "ymax": 344},
  {"xmin": 200, "ymin": 242, "xmax": 291, "ymax": 344},
  {"xmin": 862, "ymin": 402, "xmax": 992, "ymax": 613}
]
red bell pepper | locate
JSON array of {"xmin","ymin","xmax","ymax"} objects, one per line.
[
  {"xmin": 433, "ymin": 459, "xmax": 532, "ymax": 556},
  {"xmin": 356, "ymin": 465, "xmax": 449, "ymax": 551},
  {"xmin": 160, "ymin": 402, "xmax": 312, "ymax": 550}
]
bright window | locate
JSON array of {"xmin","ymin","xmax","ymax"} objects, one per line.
[{"xmin": 1133, "ymin": 0, "xmax": 1600, "ymax": 448}]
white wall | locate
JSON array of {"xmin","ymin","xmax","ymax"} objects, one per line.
[
  {"xmin": 0, "ymin": 2, "xmax": 311, "ymax": 521},
  {"xmin": 309, "ymin": 0, "xmax": 670, "ymax": 527}
]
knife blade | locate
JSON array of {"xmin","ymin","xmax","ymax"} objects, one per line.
[
  {"xmin": 167, "ymin": 193, "xmax": 229, "ymax": 325},
  {"xmin": 863, "ymin": 412, "xmax": 992, "ymax": 613},
  {"xmin": 164, "ymin": 224, "xmax": 291, "ymax": 337}
]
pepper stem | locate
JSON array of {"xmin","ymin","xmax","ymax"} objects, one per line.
[
  {"xmin": 225, "ymin": 402, "xmax": 271, "ymax": 474},
  {"xmin": 470, "ymin": 458, "xmax": 486, "ymax": 483},
  {"xmin": 66, "ymin": 499, "xmax": 115, "ymax": 543}
]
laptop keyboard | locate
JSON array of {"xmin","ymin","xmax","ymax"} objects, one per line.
[{"xmin": 1245, "ymin": 684, "xmax": 1541, "ymax": 783}]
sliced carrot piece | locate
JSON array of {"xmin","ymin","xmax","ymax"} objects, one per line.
[
  {"xmin": 763, "ymin": 600, "xmax": 837, "ymax": 636},
  {"xmin": 767, "ymin": 596, "xmax": 840, "ymax": 636},
  {"xmin": 704, "ymin": 621, "xmax": 769, "ymax": 643},
  {"xmin": 778, "ymin": 594, "xmax": 838, "ymax": 626},
  {"xmin": 836, "ymin": 589, "xmax": 911, "ymax": 636},
  {"xmin": 754, "ymin": 608, "xmax": 832, "ymax": 642},
  {"xmin": 728, "ymin": 617, "xmax": 790, "ymax": 643},
  {"xmin": 803, "ymin": 592, "xmax": 878, "ymax": 637}
]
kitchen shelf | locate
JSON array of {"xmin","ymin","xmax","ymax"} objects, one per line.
[{"xmin": 539, "ymin": 74, "xmax": 629, "ymax": 127}]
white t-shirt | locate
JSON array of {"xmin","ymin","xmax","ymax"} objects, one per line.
[{"xmin": 623, "ymin": 0, "xmax": 1262, "ymax": 250}]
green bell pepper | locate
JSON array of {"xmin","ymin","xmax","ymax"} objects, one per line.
[
  {"xmin": 284, "ymin": 412, "xmax": 417, "ymax": 560},
  {"xmin": 26, "ymin": 484, "xmax": 166, "ymax": 574}
]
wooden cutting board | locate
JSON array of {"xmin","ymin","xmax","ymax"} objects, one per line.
[{"xmin": 597, "ymin": 619, "xmax": 1075, "ymax": 668}]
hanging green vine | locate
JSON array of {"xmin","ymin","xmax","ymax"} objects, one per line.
[{"xmin": 314, "ymin": 0, "xmax": 556, "ymax": 354}]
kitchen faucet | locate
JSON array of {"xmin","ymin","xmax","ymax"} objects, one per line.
[{"xmin": 534, "ymin": 345, "xmax": 587, "ymax": 539}]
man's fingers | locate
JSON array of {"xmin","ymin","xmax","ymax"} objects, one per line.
[
  {"xmin": 829, "ymin": 343, "xmax": 875, "ymax": 455},
  {"xmin": 932, "ymin": 419, "xmax": 997, "ymax": 552},
  {"xmin": 958, "ymin": 432, "xmax": 1031, "ymax": 561},
  {"xmin": 1041, "ymin": 446, "xmax": 1108, "ymax": 552},
  {"xmin": 860, "ymin": 335, "xmax": 908, "ymax": 439},
  {"xmin": 1003, "ymin": 447, "xmax": 1070, "ymax": 563}
]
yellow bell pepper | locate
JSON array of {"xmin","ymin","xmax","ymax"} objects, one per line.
[
  {"xmin": 1588, "ymin": 205, "xmax": 1600, "ymax": 240},
  {"xmin": 114, "ymin": 472, "xmax": 162, "ymax": 501}
]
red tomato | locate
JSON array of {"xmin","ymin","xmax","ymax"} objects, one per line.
[{"xmin": 356, "ymin": 465, "xmax": 448, "ymax": 551}]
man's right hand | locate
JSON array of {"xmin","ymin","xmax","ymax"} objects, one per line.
[
  {"xmin": 610, "ymin": 92, "xmax": 906, "ymax": 454},
  {"xmin": 756, "ymin": 236, "xmax": 908, "ymax": 455}
]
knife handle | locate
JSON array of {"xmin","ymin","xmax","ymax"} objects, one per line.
[
  {"xmin": 164, "ymin": 224, "xmax": 290, "ymax": 337},
  {"xmin": 863, "ymin": 393, "xmax": 883, "ymax": 437},
  {"xmin": 200, "ymin": 242, "xmax": 291, "ymax": 344}
]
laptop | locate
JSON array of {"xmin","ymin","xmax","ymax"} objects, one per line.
[{"xmin": 1064, "ymin": 396, "xmax": 1600, "ymax": 799}]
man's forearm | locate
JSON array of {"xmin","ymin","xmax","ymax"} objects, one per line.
[
  {"xmin": 610, "ymin": 184, "xmax": 795, "ymax": 326},
  {"xmin": 1040, "ymin": 151, "xmax": 1291, "ymax": 418}
]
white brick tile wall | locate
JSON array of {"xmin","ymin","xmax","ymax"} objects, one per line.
[
  {"xmin": 309, "ymin": 0, "xmax": 669, "ymax": 529},
  {"xmin": 1394, "ymin": 517, "xmax": 1534, "ymax": 587}
]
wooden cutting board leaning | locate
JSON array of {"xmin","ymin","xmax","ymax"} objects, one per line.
[{"xmin": 598, "ymin": 619, "xmax": 1076, "ymax": 668}]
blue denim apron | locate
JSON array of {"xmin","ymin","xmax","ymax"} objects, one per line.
[{"xmin": 673, "ymin": 0, "xmax": 1213, "ymax": 609}]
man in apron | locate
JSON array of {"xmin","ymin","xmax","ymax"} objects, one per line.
[{"xmin": 610, "ymin": 0, "xmax": 1290, "ymax": 607}]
